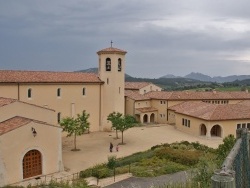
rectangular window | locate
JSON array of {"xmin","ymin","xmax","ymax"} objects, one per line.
[
  {"xmin": 82, "ymin": 88, "xmax": 86, "ymax": 95},
  {"xmin": 28, "ymin": 88, "xmax": 32, "ymax": 98},
  {"xmin": 185, "ymin": 119, "xmax": 187, "ymax": 126},
  {"xmin": 237, "ymin": 124, "xmax": 241, "ymax": 129},
  {"xmin": 57, "ymin": 113, "xmax": 61, "ymax": 123},
  {"xmin": 247, "ymin": 123, "xmax": 250, "ymax": 130},
  {"xmin": 182, "ymin": 118, "xmax": 184, "ymax": 125},
  {"xmin": 188, "ymin": 120, "xmax": 190, "ymax": 127},
  {"xmin": 242, "ymin": 123, "xmax": 246, "ymax": 128},
  {"xmin": 57, "ymin": 88, "xmax": 61, "ymax": 97},
  {"xmin": 160, "ymin": 101, "xmax": 162, "ymax": 104}
]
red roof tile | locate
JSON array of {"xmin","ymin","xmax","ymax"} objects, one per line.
[
  {"xmin": 136, "ymin": 107, "xmax": 158, "ymax": 113},
  {"xmin": 125, "ymin": 82, "xmax": 152, "ymax": 90},
  {"xmin": 145, "ymin": 91, "xmax": 250, "ymax": 100},
  {"xmin": 0, "ymin": 97, "xmax": 17, "ymax": 107},
  {"xmin": 0, "ymin": 70, "xmax": 103, "ymax": 83},
  {"xmin": 125, "ymin": 90, "xmax": 150, "ymax": 100},
  {"xmin": 0, "ymin": 116, "xmax": 58, "ymax": 136},
  {"xmin": 97, "ymin": 47, "xmax": 127, "ymax": 55},
  {"xmin": 169, "ymin": 101, "xmax": 250, "ymax": 121},
  {"xmin": 0, "ymin": 97, "xmax": 55, "ymax": 111}
]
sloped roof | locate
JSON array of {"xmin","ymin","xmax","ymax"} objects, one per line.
[
  {"xmin": 145, "ymin": 91, "xmax": 250, "ymax": 100},
  {"xmin": 169, "ymin": 101, "xmax": 250, "ymax": 121},
  {"xmin": 136, "ymin": 107, "xmax": 158, "ymax": 113},
  {"xmin": 0, "ymin": 116, "xmax": 58, "ymax": 136},
  {"xmin": 125, "ymin": 82, "xmax": 152, "ymax": 90},
  {"xmin": 97, "ymin": 47, "xmax": 127, "ymax": 55},
  {"xmin": 0, "ymin": 97, "xmax": 17, "ymax": 107},
  {"xmin": 0, "ymin": 97, "xmax": 55, "ymax": 111},
  {"xmin": 0, "ymin": 70, "xmax": 103, "ymax": 83},
  {"xmin": 125, "ymin": 90, "xmax": 150, "ymax": 101}
]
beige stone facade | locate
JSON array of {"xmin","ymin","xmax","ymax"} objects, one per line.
[
  {"xmin": 0, "ymin": 46, "xmax": 127, "ymax": 185},
  {"xmin": 125, "ymin": 89, "xmax": 250, "ymax": 138},
  {"xmin": 0, "ymin": 99, "xmax": 63, "ymax": 186}
]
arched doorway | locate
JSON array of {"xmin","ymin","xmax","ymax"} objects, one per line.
[
  {"xmin": 200, "ymin": 124, "xmax": 207, "ymax": 136},
  {"xmin": 150, "ymin": 113, "xmax": 155, "ymax": 123},
  {"xmin": 210, "ymin": 125, "xmax": 222, "ymax": 137},
  {"xmin": 23, "ymin": 150, "xmax": 42, "ymax": 179},
  {"xmin": 143, "ymin": 114, "xmax": 148, "ymax": 123}
]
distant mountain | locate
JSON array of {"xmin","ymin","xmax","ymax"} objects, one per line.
[
  {"xmin": 161, "ymin": 72, "xmax": 250, "ymax": 83},
  {"xmin": 76, "ymin": 68, "xmax": 132, "ymax": 78},
  {"xmin": 160, "ymin": 74, "xmax": 180, "ymax": 79}
]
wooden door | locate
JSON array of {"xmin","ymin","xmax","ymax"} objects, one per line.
[{"xmin": 23, "ymin": 150, "xmax": 42, "ymax": 179}]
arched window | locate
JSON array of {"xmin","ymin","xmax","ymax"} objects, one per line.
[
  {"xmin": 57, "ymin": 88, "xmax": 61, "ymax": 97},
  {"xmin": 57, "ymin": 112, "xmax": 61, "ymax": 123},
  {"xmin": 118, "ymin": 58, "xmax": 122, "ymax": 72},
  {"xmin": 28, "ymin": 88, "xmax": 32, "ymax": 98},
  {"xmin": 106, "ymin": 58, "xmax": 111, "ymax": 71},
  {"xmin": 82, "ymin": 87, "xmax": 86, "ymax": 96}
]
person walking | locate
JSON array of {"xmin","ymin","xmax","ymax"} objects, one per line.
[
  {"xmin": 109, "ymin": 142, "xmax": 113, "ymax": 152},
  {"xmin": 116, "ymin": 144, "xmax": 119, "ymax": 152}
]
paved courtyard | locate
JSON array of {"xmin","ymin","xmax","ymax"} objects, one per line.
[{"xmin": 62, "ymin": 124, "xmax": 223, "ymax": 173}]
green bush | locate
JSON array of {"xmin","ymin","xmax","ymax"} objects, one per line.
[
  {"xmin": 107, "ymin": 155, "xmax": 117, "ymax": 169},
  {"xmin": 156, "ymin": 147, "xmax": 202, "ymax": 166}
]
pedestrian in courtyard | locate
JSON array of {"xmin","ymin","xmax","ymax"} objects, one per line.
[
  {"xmin": 110, "ymin": 142, "xmax": 113, "ymax": 152},
  {"xmin": 116, "ymin": 144, "xmax": 119, "ymax": 152}
]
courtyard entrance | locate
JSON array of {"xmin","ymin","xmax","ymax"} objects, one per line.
[{"xmin": 23, "ymin": 150, "xmax": 42, "ymax": 179}]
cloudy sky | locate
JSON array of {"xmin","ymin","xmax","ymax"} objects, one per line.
[{"xmin": 1, "ymin": 0, "xmax": 250, "ymax": 78}]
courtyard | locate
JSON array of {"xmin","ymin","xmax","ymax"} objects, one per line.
[{"xmin": 62, "ymin": 124, "xmax": 223, "ymax": 174}]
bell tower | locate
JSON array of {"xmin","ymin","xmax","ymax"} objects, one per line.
[{"xmin": 97, "ymin": 44, "xmax": 127, "ymax": 130}]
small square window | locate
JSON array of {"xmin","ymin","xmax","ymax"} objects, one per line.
[
  {"xmin": 242, "ymin": 123, "xmax": 246, "ymax": 128},
  {"xmin": 237, "ymin": 124, "xmax": 241, "ymax": 129}
]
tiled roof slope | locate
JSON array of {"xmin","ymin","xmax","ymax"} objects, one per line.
[
  {"xmin": 0, "ymin": 70, "xmax": 103, "ymax": 83},
  {"xmin": 145, "ymin": 91, "xmax": 250, "ymax": 100},
  {"xmin": 237, "ymin": 100, "xmax": 250, "ymax": 106},
  {"xmin": 169, "ymin": 101, "xmax": 250, "ymax": 121},
  {"xmin": 125, "ymin": 90, "xmax": 150, "ymax": 100},
  {"xmin": 97, "ymin": 47, "xmax": 127, "ymax": 55},
  {"xmin": 125, "ymin": 82, "xmax": 152, "ymax": 90},
  {"xmin": 0, "ymin": 97, "xmax": 17, "ymax": 107},
  {"xmin": 136, "ymin": 107, "xmax": 158, "ymax": 113},
  {"xmin": 0, "ymin": 116, "xmax": 57, "ymax": 136},
  {"xmin": 0, "ymin": 97, "xmax": 55, "ymax": 111}
]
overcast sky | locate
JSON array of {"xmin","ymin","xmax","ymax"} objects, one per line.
[{"xmin": 1, "ymin": 0, "xmax": 250, "ymax": 78}]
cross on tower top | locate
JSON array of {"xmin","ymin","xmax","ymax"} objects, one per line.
[{"xmin": 111, "ymin": 40, "xmax": 113, "ymax": 48}]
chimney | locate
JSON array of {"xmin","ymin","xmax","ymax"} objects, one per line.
[{"xmin": 246, "ymin": 89, "xmax": 249, "ymax": 93}]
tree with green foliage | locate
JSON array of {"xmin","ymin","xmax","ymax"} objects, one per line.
[
  {"xmin": 216, "ymin": 134, "xmax": 236, "ymax": 165},
  {"xmin": 60, "ymin": 110, "xmax": 90, "ymax": 151},
  {"xmin": 107, "ymin": 112, "xmax": 123, "ymax": 139},
  {"xmin": 108, "ymin": 112, "xmax": 137, "ymax": 144},
  {"xmin": 118, "ymin": 115, "xmax": 137, "ymax": 144}
]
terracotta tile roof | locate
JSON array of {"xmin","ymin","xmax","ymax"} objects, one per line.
[
  {"xmin": 0, "ymin": 97, "xmax": 55, "ymax": 111},
  {"xmin": 97, "ymin": 47, "xmax": 127, "ymax": 55},
  {"xmin": 125, "ymin": 90, "xmax": 150, "ymax": 100},
  {"xmin": 0, "ymin": 97, "xmax": 17, "ymax": 107},
  {"xmin": 237, "ymin": 100, "xmax": 250, "ymax": 106},
  {"xmin": 136, "ymin": 107, "xmax": 158, "ymax": 113},
  {"xmin": 0, "ymin": 116, "xmax": 58, "ymax": 136},
  {"xmin": 125, "ymin": 82, "xmax": 152, "ymax": 90},
  {"xmin": 169, "ymin": 101, "xmax": 250, "ymax": 121},
  {"xmin": 144, "ymin": 91, "xmax": 173, "ymax": 99},
  {"xmin": 145, "ymin": 91, "xmax": 250, "ymax": 100},
  {"xmin": 0, "ymin": 70, "xmax": 103, "ymax": 83}
]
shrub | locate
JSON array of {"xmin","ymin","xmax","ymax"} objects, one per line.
[
  {"xmin": 156, "ymin": 147, "xmax": 202, "ymax": 166},
  {"xmin": 107, "ymin": 155, "xmax": 117, "ymax": 169}
]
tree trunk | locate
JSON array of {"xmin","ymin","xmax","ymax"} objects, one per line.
[
  {"xmin": 116, "ymin": 129, "xmax": 119, "ymax": 139},
  {"xmin": 121, "ymin": 131, "xmax": 124, "ymax": 144},
  {"xmin": 74, "ymin": 133, "xmax": 77, "ymax": 150}
]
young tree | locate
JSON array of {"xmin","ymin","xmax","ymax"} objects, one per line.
[
  {"xmin": 107, "ymin": 112, "xmax": 122, "ymax": 139},
  {"xmin": 60, "ymin": 110, "xmax": 90, "ymax": 151},
  {"xmin": 118, "ymin": 115, "xmax": 137, "ymax": 144}
]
